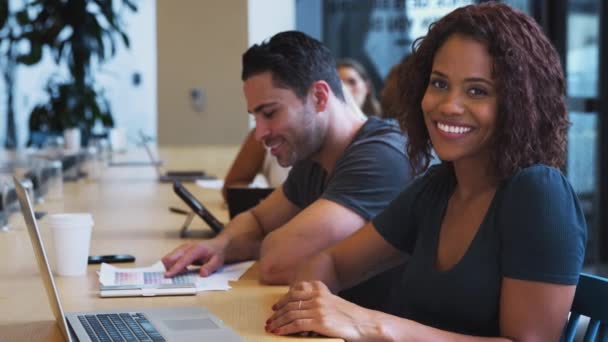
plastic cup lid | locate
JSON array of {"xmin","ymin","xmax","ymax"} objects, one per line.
[{"xmin": 46, "ymin": 213, "xmax": 94, "ymax": 226}]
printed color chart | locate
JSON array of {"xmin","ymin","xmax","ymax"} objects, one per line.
[{"xmin": 114, "ymin": 271, "xmax": 198, "ymax": 285}]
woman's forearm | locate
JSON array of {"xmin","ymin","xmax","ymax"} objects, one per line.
[{"xmin": 293, "ymin": 251, "xmax": 342, "ymax": 291}]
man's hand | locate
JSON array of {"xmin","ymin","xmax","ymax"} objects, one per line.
[{"xmin": 162, "ymin": 239, "xmax": 227, "ymax": 277}]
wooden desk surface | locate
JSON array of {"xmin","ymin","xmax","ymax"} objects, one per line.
[{"xmin": 0, "ymin": 146, "xmax": 340, "ymax": 341}]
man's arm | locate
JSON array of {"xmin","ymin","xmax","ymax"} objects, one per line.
[
  {"xmin": 163, "ymin": 186, "xmax": 298, "ymax": 277},
  {"xmin": 223, "ymin": 187, "xmax": 299, "ymax": 261},
  {"xmin": 162, "ymin": 210, "xmax": 265, "ymax": 277},
  {"xmin": 257, "ymin": 197, "xmax": 367, "ymax": 285},
  {"xmin": 292, "ymin": 222, "xmax": 405, "ymax": 292}
]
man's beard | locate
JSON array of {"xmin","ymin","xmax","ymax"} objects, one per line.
[{"xmin": 277, "ymin": 110, "xmax": 324, "ymax": 167}]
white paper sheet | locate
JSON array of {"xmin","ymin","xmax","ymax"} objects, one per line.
[
  {"xmin": 196, "ymin": 178, "xmax": 224, "ymax": 189},
  {"xmin": 98, "ymin": 260, "xmax": 254, "ymax": 292},
  {"xmin": 196, "ymin": 176, "xmax": 270, "ymax": 190}
]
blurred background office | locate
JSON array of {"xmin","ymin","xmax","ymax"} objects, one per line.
[{"xmin": 1, "ymin": 0, "xmax": 607, "ymax": 274}]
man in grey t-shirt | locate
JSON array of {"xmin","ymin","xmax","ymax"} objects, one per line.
[{"xmin": 162, "ymin": 31, "xmax": 412, "ymax": 308}]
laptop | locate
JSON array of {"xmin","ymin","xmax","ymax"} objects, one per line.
[
  {"xmin": 139, "ymin": 133, "xmax": 212, "ymax": 183},
  {"xmin": 13, "ymin": 176, "xmax": 244, "ymax": 342},
  {"xmin": 225, "ymin": 187, "xmax": 274, "ymax": 219},
  {"xmin": 105, "ymin": 132, "xmax": 163, "ymax": 167},
  {"xmin": 108, "ymin": 158, "xmax": 164, "ymax": 167}
]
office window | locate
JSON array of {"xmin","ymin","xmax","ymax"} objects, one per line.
[
  {"xmin": 567, "ymin": 1, "xmax": 598, "ymax": 98},
  {"xmin": 566, "ymin": 0, "xmax": 600, "ymax": 265},
  {"xmin": 321, "ymin": 0, "xmax": 473, "ymax": 90}
]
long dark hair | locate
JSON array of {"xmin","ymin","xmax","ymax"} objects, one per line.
[{"xmin": 337, "ymin": 58, "xmax": 382, "ymax": 116}]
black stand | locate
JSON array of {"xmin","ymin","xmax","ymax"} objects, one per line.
[{"xmin": 179, "ymin": 212, "xmax": 196, "ymax": 238}]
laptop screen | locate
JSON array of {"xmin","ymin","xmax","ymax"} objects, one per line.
[
  {"xmin": 13, "ymin": 176, "xmax": 73, "ymax": 342},
  {"xmin": 225, "ymin": 187, "xmax": 274, "ymax": 218},
  {"xmin": 139, "ymin": 132, "xmax": 164, "ymax": 177}
]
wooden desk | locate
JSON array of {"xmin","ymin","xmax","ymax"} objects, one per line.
[{"xmin": 0, "ymin": 146, "xmax": 340, "ymax": 341}]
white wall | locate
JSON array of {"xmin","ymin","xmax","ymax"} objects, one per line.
[
  {"xmin": 96, "ymin": 1, "xmax": 157, "ymax": 145},
  {"xmin": 248, "ymin": 0, "xmax": 295, "ymax": 45}
]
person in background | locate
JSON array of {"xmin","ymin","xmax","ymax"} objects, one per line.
[
  {"xmin": 380, "ymin": 56, "xmax": 408, "ymax": 119},
  {"xmin": 337, "ymin": 58, "xmax": 382, "ymax": 116},
  {"xmin": 221, "ymin": 129, "xmax": 289, "ymax": 201},
  {"xmin": 163, "ymin": 31, "xmax": 413, "ymax": 310},
  {"xmin": 266, "ymin": 3, "xmax": 587, "ymax": 340}
]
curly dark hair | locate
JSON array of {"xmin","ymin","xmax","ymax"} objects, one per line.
[
  {"xmin": 242, "ymin": 31, "xmax": 345, "ymax": 103},
  {"xmin": 398, "ymin": 2, "xmax": 569, "ymax": 179}
]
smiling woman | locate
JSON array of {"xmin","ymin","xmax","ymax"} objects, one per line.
[
  {"xmin": 421, "ymin": 34, "xmax": 497, "ymax": 164},
  {"xmin": 267, "ymin": 3, "xmax": 587, "ymax": 341}
]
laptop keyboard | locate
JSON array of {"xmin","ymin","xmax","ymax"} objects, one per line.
[{"xmin": 77, "ymin": 312, "xmax": 166, "ymax": 342}]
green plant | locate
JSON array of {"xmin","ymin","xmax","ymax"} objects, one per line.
[
  {"xmin": 17, "ymin": 0, "xmax": 137, "ymax": 144},
  {"xmin": 29, "ymin": 80, "xmax": 113, "ymax": 135}
]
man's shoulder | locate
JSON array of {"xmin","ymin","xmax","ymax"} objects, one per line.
[
  {"xmin": 286, "ymin": 159, "xmax": 325, "ymax": 188},
  {"xmin": 361, "ymin": 116, "xmax": 402, "ymax": 135},
  {"xmin": 290, "ymin": 159, "xmax": 320, "ymax": 173},
  {"xmin": 347, "ymin": 117, "xmax": 406, "ymax": 156}
]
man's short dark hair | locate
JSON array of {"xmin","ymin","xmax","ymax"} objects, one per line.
[{"xmin": 242, "ymin": 31, "xmax": 345, "ymax": 103}]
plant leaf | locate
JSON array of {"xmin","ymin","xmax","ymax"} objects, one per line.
[
  {"xmin": 120, "ymin": 31, "xmax": 129, "ymax": 48},
  {"xmin": 16, "ymin": 40, "xmax": 43, "ymax": 65},
  {"xmin": 15, "ymin": 9, "xmax": 30, "ymax": 26},
  {"xmin": 123, "ymin": 0, "xmax": 137, "ymax": 12},
  {"xmin": 0, "ymin": 0, "xmax": 8, "ymax": 29}
]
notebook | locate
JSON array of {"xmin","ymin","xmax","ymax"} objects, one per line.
[
  {"xmin": 225, "ymin": 187, "xmax": 274, "ymax": 219},
  {"xmin": 13, "ymin": 176, "xmax": 244, "ymax": 342},
  {"xmin": 139, "ymin": 132, "xmax": 212, "ymax": 183}
]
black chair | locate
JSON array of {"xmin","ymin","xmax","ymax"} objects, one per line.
[{"xmin": 563, "ymin": 273, "xmax": 608, "ymax": 341}]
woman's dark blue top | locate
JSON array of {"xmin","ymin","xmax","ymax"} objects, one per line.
[{"xmin": 373, "ymin": 163, "xmax": 587, "ymax": 336}]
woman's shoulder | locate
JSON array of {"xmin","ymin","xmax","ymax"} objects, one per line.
[
  {"xmin": 497, "ymin": 164, "xmax": 587, "ymax": 286},
  {"xmin": 503, "ymin": 164, "xmax": 570, "ymax": 192},
  {"xmin": 499, "ymin": 164, "xmax": 577, "ymax": 209}
]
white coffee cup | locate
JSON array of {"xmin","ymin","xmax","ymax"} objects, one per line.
[
  {"xmin": 109, "ymin": 127, "xmax": 127, "ymax": 152},
  {"xmin": 46, "ymin": 160, "xmax": 63, "ymax": 200},
  {"xmin": 63, "ymin": 128, "xmax": 81, "ymax": 153},
  {"xmin": 45, "ymin": 213, "xmax": 94, "ymax": 276}
]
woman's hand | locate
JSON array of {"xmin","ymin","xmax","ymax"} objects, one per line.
[{"xmin": 266, "ymin": 280, "xmax": 387, "ymax": 341}]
